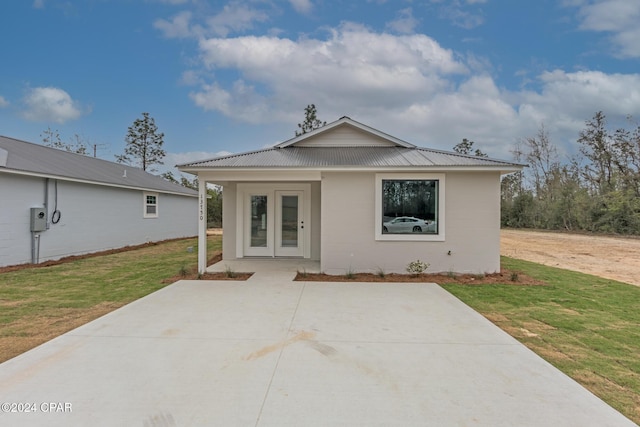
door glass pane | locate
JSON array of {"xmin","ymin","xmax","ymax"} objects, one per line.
[
  {"xmin": 250, "ymin": 195, "xmax": 268, "ymax": 247},
  {"xmin": 281, "ymin": 195, "xmax": 298, "ymax": 247}
]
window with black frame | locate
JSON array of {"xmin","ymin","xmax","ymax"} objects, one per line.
[{"xmin": 382, "ymin": 179, "xmax": 438, "ymax": 234}]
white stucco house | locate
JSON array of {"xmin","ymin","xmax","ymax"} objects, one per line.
[
  {"xmin": 0, "ymin": 135, "xmax": 198, "ymax": 267},
  {"xmin": 179, "ymin": 117, "xmax": 523, "ymax": 275}
]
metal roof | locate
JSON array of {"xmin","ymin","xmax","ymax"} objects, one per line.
[
  {"xmin": 0, "ymin": 135, "xmax": 197, "ymax": 196},
  {"xmin": 179, "ymin": 117, "xmax": 523, "ymax": 173},
  {"xmin": 179, "ymin": 146, "xmax": 522, "ymax": 170}
]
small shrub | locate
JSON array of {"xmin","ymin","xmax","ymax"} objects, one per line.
[
  {"xmin": 447, "ymin": 269, "xmax": 456, "ymax": 278},
  {"xmin": 224, "ymin": 265, "xmax": 236, "ymax": 278},
  {"xmin": 406, "ymin": 259, "xmax": 430, "ymax": 276},
  {"xmin": 376, "ymin": 267, "xmax": 386, "ymax": 278},
  {"xmin": 298, "ymin": 268, "xmax": 308, "ymax": 278},
  {"xmin": 345, "ymin": 268, "xmax": 356, "ymax": 280},
  {"xmin": 510, "ymin": 271, "xmax": 519, "ymax": 282},
  {"xmin": 178, "ymin": 264, "xmax": 189, "ymax": 277}
]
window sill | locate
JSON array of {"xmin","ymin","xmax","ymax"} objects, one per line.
[{"xmin": 375, "ymin": 233, "xmax": 445, "ymax": 242}]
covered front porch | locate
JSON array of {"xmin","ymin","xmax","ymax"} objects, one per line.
[{"xmin": 195, "ymin": 175, "xmax": 322, "ymax": 274}]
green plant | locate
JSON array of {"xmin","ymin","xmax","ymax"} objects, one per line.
[
  {"xmin": 298, "ymin": 268, "xmax": 308, "ymax": 278},
  {"xmin": 510, "ymin": 271, "xmax": 519, "ymax": 282},
  {"xmin": 224, "ymin": 265, "xmax": 236, "ymax": 278},
  {"xmin": 345, "ymin": 268, "xmax": 356, "ymax": 280},
  {"xmin": 376, "ymin": 267, "xmax": 386, "ymax": 278},
  {"xmin": 406, "ymin": 259, "xmax": 430, "ymax": 276},
  {"xmin": 178, "ymin": 264, "xmax": 189, "ymax": 277},
  {"xmin": 447, "ymin": 269, "xmax": 456, "ymax": 278}
]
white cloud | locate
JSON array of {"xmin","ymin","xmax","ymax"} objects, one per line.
[
  {"xmin": 517, "ymin": 70, "xmax": 640, "ymax": 131},
  {"xmin": 154, "ymin": 11, "xmax": 195, "ymax": 38},
  {"xmin": 154, "ymin": 3, "xmax": 270, "ymax": 39},
  {"xmin": 436, "ymin": 0, "xmax": 485, "ymax": 29},
  {"xmin": 180, "ymin": 70, "xmax": 204, "ymax": 86},
  {"xmin": 573, "ymin": 0, "xmax": 640, "ymax": 58},
  {"xmin": 181, "ymin": 20, "xmax": 640, "ymax": 158},
  {"xmin": 289, "ymin": 0, "xmax": 313, "ymax": 14},
  {"xmin": 0, "ymin": 96, "xmax": 9, "ymax": 108},
  {"xmin": 190, "ymin": 80, "xmax": 269, "ymax": 124},
  {"xmin": 32, "ymin": 0, "xmax": 44, "ymax": 9},
  {"xmin": 193, "ymin": 23, "xmax": 468, "ymax": 123},
  {"xmin": 206, "ymin": 3, "xmax": 269, "ymax": 37},
  {"xmin": 21, "ymin": 87, "xmax": 85, "ymax": 123},
  {"xmin": 386, "ymin": 8, "xmax": 419, "ymax": 34}
]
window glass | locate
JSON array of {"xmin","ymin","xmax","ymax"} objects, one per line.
[
  {"xmin": 382, "ymin": 180, "xmax": 438, "ymax": 234},
  {"xmin": 250, "ymin": 195, "xmax": 268, "ymax": 247},
  {"xmin": 144, "ymin": 193, "xmax": 158, "ymax": 218}
]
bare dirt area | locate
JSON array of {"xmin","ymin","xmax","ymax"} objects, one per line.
[{"xmin": 501, "ymin": 229, "xmax": 640, "ymax": 287}]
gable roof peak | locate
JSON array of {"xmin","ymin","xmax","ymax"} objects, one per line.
[{"xmin": 275, "ymin": 116, "xmax": 415, "ymax": 149}]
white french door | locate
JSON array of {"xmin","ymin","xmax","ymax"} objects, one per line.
[
  {"xmin": 275, "ymin": 191, "xmax": 304, "ymax": 257},
  {"xmin": 242, "ymin": 187, "xmax": 307, "ymax": 257},
  {"xmin": 244, "ymin": 193, "xmax": 273, "ymax": 257}
]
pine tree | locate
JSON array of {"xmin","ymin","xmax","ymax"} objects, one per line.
[{"xmin": 116, "ymin": 112, "xmax": 166, "ymax": 172}]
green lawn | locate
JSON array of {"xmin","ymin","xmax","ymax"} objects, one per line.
[
  {"xmin": 1, "ymin": 242, "xmax": 638, "ymax": 424},
  {"xmin": 0, "ymin": 236, "xmax": 221, "ymax": 362},
  {"xmin": 442, "ymin": 256, "xmax": 640, "ymax": 425}
]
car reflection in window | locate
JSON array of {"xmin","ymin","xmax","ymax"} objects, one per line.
[{"xmin": 382, "ymin": 216, "xmax": 436, "ymax": 234}]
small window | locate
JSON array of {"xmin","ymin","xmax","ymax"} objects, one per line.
[
  {"xmin": 144, "ymin": 192, "xmax": 158, "ymax": 218},
  {"xmin": 375, "ymin": 174, "xmax": 445, "ymax": 241}
]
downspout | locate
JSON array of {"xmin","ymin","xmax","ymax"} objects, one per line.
[{"xmin": 44, "ymin": 178, "xmax": 49, "ymax": 229}]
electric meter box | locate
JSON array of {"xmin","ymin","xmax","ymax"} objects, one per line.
[{"xmin": 30, "ymin": 207, "xmax": 47, "ymax": 232}]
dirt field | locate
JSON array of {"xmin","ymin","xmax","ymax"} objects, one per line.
[{"xmin": 501, "ymin": 229, "xmax": 640, "ymax": 287}]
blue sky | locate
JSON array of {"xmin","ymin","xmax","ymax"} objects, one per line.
[{"xmin": 1, "ymin": 0, "xmax": 639, "ymax": 175}]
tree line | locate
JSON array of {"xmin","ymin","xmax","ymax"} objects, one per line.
[{"xmin": 500, "ymin": 111, "xmax": 640, "ymax": 234}]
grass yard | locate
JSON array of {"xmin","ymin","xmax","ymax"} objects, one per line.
[
  {"xmin": 1, "ymin": 240, "xmax": 639, "ymax": 424},
  {"xmin": 442, "ymin": 256, "xmax": 640, "ymax": 425},
  {"xmin": 0, "ymin": 236, "xmax": 221, "ymax": 363}
]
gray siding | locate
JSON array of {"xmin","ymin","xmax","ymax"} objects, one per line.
[{"xmin": 0, "ymin": 174, "xmax": 197, "ymax": 267}]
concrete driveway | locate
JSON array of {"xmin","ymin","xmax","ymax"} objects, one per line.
[{"xmin": 0, "ymin": 270, "xmax": 635, "ymax": 426}]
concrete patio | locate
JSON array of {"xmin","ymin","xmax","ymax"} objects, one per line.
[{"xmin": 0, "ymin": 265, "xmax": 635, "ymax": 426}]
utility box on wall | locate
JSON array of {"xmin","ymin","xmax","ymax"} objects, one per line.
[{"xmin": 30, "ymin": 207, "xmax": 47, "ymax": 232}]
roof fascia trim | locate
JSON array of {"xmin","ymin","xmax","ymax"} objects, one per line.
[
  {"xmin": 182, "ymin": 165, "xmax": 523, "ymax": 174},
  {"xmin": 0, "ymin": 168, "xmax": 198, "ymax": 197}
]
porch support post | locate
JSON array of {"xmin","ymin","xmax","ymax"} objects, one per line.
[{"xmin": 198, "ymin": 177, "xmax": 207, "ymax": 274}]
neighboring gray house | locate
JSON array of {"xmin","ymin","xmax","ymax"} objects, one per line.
[
  {"xmin": 0, "ymin": 135, "xmax": 197, "ymax": 267},
  {"xmin": 179, "ymin": 117, "xmax": 523, "ymax": 275}
]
